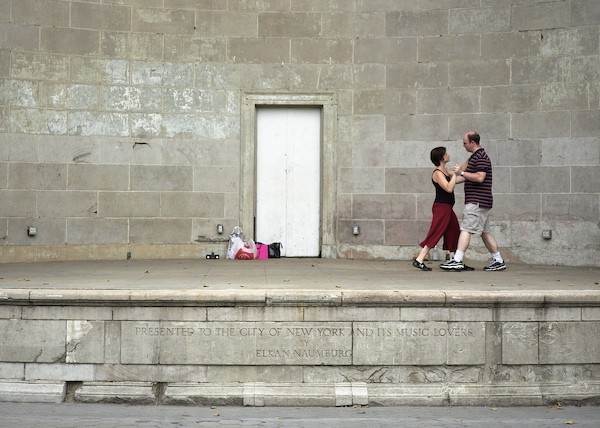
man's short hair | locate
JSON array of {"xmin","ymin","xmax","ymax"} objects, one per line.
[{"xmin": 467, "ymin": 131, "xmax": 480, "ymax": 145}]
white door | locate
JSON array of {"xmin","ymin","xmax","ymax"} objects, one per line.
[{"xmin": 256, "ymin": 107, "xmax": 321, "ymax": 257}]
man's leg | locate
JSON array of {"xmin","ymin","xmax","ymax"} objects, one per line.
[
  {"xmin": 440, "ymin": 231, "xmax": 471, "ymax": 270},
  {"xmin": 481, "ymin": 232, "xmax": 498, "ymax": 254},
  {"xmin": 452, "ymin": 230, "xmax": 471, "ymax": 262},
  {"xmin": 482, "ymin": 232, "xmax": 506, "ymax": 270},
  {"xmin": 456, "ymin": 231, "xmax": 471, "ymax": 254}
]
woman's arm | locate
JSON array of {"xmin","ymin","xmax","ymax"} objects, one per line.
[{"xmin": 432, "ymin": 170, "xmax": 457, "ymax": 193}]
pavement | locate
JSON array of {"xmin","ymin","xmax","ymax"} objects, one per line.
[
  {"xmin": 0, "ymin": 257, "xmax": 598, "ymax": 294},
  {"xmin": 1, "ymin": 402, "xmax": 599, "ymax": 428}
]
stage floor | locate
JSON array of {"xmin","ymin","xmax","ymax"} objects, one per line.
[{"xmin": 0, "ymin": 258, "xmax": 598, "ymax": 292}]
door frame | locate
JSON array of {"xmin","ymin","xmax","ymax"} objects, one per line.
[{"xmin": 240, "ymin": 92, "xmax": 338, "ymax": 258}]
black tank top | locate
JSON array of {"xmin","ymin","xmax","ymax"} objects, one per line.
[{"xmin": 432, "ymin": 170, "xmax": 455, "ymax": 206}]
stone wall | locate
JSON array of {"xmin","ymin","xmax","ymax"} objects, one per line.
[
  {"xmin": 0, "ymin": 0, "xmax": 599, "ymax": 266},
  {"xmin": 1, "ymin": 290, "xmax": 600, "ymax": 405}
]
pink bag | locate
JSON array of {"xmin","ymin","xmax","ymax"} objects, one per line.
[
  {"xmin": 235, "ymin": 239, "xmax": 257, "ymax": 260},
  {"xmin": 255, "ymin": 243, "xmax": 269, "ymax": 260}
]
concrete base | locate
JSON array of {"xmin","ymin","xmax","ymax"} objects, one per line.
[
  {"xmin": 1, "ymin": 260, "xmax": 600, "ymax": 406},
  {"xmin": 3, "ymin": 380, "xmax": 600, "ymax": 407}
]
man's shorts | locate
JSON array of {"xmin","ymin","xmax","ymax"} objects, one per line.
[{"xmin": 460, "ymin": 203, "xmax": 491, "ymax": 235}]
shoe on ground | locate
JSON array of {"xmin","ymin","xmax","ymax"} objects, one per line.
[
  {"xmin": 440, "ymin": 259, "xmax": 465, "ymax": 270},
  {"xmin": 412, "ymin": 260, "xmax": 432, "ymax": 271},
  {"xmin": 484, "ymin": 260, "xmax": 507, "ymax": 271}
]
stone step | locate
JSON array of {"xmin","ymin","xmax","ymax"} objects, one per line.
[{"xmin": 0, "ymin": 381, "xmax": 66, "ymax": 403}]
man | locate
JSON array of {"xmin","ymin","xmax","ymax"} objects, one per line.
[{"xmin": 440, "ymin": 131, "xmax": 506, "ymax": 271}]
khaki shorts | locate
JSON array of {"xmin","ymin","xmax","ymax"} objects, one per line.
[{"xmin": 460, "ymin": 203, "xmax": 491, "ymax": 235}]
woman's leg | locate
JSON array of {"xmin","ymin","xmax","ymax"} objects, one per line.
[
  {"xmin": 443, "ymin": 209, "xmax": 460, "ymax": 252},
  {"xmin": 415, "ymin": 245, "xmax": 430, "ymax": 263}
]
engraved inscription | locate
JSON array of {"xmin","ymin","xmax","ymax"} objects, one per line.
[
  {"xmin": 133, "ymin": 326, "xmax": 349, "ymax": 338},
  {"xmin": 354, "ymin": 326, "xmax": 474, "ymax": 337},
  {"xmin": 255, "ymin": 349, "xmax": 352, "ymax": 358},
  {"xmin": 121, "ymin": 321, "xmax": 483, "ymax": 366},
  {"xmin": 135, "ymin": 326, "xmax": 196, "ymax": 336},
  {"xmin": 122, "ymin": 321, "xmax": 354, "ymax": 365},
  {"xmin": 353, "ymin": 322, "xmax": 486, "ymax": 366}
]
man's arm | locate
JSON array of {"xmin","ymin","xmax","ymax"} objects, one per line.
[
  {"xmin": 464, "ymin": 171, "xmax": 486, "ymax": 183},
  {"xmin": 454, "ymin": 163, "xmax": 486, "ymax": 183}
]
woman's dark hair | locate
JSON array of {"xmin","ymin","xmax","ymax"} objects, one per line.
[{"xmin": 430, "ymin": 146, "xmax": 446, "ymax": 166}]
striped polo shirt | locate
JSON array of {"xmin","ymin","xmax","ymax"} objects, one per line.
[{"xmin": 464, "ymin": 148, "xmax": 493, "ymax": 208}]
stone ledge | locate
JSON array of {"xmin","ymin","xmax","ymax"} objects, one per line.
[
  {"xmin": 367, "ymin": 384, "xmax": 450, "ymax": 406},
  {"xmin": 0, "ymin": 289, "xmax": 267, "ymax": 307},
  {"xmin": 163, "ymin": 382, "xmax": 367, "ymax": 407},
  {"xmin": 2, "ymin": 289, "xmax": 600, "ymax": 307},
  {"xmin": 445, "ymin": 384, "xmax": 545, "ymax": 406},
  {"xmin": 73, "ymin": 381, "xmax": 155, "ymax": 404},
  {"xmin": 266, "ymin": 291, "xmax": 342, "ymax": 306},
  {"xmin": 159, "ymin": 382, "xmax": 600, "ymax": 407},
  {"xmin": 4, "ymin": 381, "xmax": 600, "ymax": 406},
  {"xmin": 0, "ymin": 381, "xmax": 66, "ymax": 403},
  {"xmin": 540, "ymin": 383, "xmax": 600, "ymax": 405},
  {"xmin": 162, "ymin": 383, "xmax": 244, "ymax": 406},
  {"xmin": 445, "ymin": 290, "xmax": 600, "ymax": 307},
  {"xmin": 342, "ymin": 290, "xmax": 446, "ymax": 306},
  {"xmin": 446, "ymin": 383, "xmax": 600, "ymax": 406}
]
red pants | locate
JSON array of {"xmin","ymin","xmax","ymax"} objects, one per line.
[{"xmin": 419, "ymin": 202, "xmax": 459, "ymax": 252}]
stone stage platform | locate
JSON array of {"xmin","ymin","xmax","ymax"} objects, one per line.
[{"xmin": 1, "ymin": 258, "xmax": 599, "ymax": 407}]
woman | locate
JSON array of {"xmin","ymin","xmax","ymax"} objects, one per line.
[{"xmin": 412, "ymin": 147, "xmax": 461, "ymax": 271}]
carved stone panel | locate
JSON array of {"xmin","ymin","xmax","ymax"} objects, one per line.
[
  {"xmin": 502, "ymin": 322, "xmax": 539, "ymax": 364},
  {"xmin": 539, "ymin": 322, "xmax": 600, "ymax": 364},
  {"xmin": 352, "ymin": 322, "xmax": 486, "ymax": 365},
  {"xmin": 121, "ymin": 321, "xmax": 353, "ymax": 365}
]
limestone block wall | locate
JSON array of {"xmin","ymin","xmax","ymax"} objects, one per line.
[
  {"xmin": 0, "ymin": 1, "xmax": 599, "ymax": 265},
  {"xmin": 1, "ymin": 291, "xmax": 600, "ymax": 406}
]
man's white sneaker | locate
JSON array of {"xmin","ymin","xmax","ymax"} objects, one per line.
[
  {"xmin": 484, "ymin": 260, "xmax": 507, "ymax": 271},
  {"xmin": 440, "ymin": 259, "xmax": 465, "ymax": 270}
]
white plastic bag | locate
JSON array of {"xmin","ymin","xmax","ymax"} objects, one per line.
[
  {"xmin": 235, "ymin": 239, "xmax": 257, "ymax": 260},
  {"xmin": 226, "ymin": 227, "xmax": 257, "ymax": 260},
  {"xmin": 227, "ymin": 226, "xmax": 245, "ymax": 260},
  {"xmin": 227, "ymin": 235, "xmax": 244, "ymax": 260}
]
